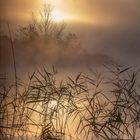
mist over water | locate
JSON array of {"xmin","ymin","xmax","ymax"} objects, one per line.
[{"xmin": 1, "ymin": 24, "xmax": 140, "ymax": 87}]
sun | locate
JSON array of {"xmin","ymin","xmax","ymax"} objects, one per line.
[{"xmin": 51, "ymin": 10, "xmax": 64, "ymax": 22}]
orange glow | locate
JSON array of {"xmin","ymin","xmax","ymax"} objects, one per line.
[{"xmin": 51, "ymin": 10, "xmax": 64, "ymax": 22}]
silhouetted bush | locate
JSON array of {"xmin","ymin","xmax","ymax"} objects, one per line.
[{"xmin": 16, "ymin": 4, "xmax": 78, "ymax": 48}]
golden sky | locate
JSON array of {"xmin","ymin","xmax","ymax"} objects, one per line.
[{"xmin": 0, "ymin": 0, "xmax": 140, "ymax": 26}]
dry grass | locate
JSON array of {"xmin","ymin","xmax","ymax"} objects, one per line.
[{"xmin": 0, "ymin": 66, "xmax": 140, "ymax": 140}]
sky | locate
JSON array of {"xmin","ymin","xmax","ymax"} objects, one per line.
[
  {"xmin": 0, "ymin": 0, "xmax": 140, "ymax": 71},
  {"xmin": 1, "ymin": 0, "xmax": 140, "ymax": 25}
]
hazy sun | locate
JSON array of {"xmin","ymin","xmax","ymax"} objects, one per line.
[{"xmin": 51, "ymin": 10, "xmax": 64, "ymax": 22}]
